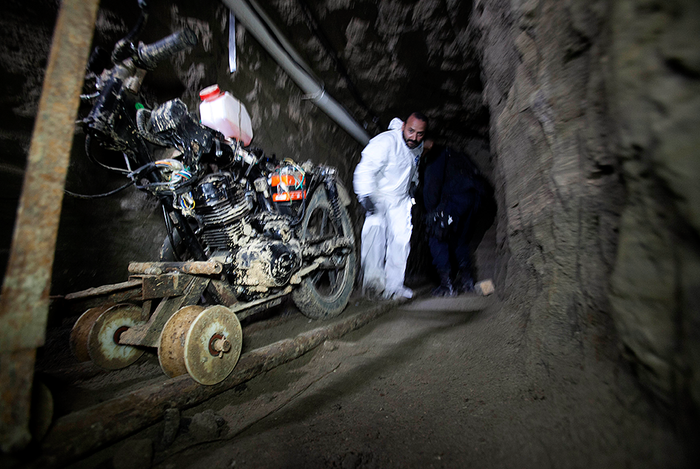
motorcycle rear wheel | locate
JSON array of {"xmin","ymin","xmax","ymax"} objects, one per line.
[{"xmin": 292, "ymin": 188, "xmax": 357, "ymax": 319}]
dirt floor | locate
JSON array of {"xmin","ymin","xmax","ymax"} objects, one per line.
[{"xmin": 17, "ymin": 285, "xmax": 687, "ymax": 469}]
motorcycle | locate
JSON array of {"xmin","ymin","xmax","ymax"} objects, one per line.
[{"xmin": 68, "ymin": 2, "xmax": 357, "ymax": 385}]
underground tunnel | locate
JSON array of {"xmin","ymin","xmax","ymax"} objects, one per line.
[{"xmin": 1, "ymin": 0, "xmax": 699, "ymax": 467}]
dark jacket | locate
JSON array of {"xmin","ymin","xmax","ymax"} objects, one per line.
[{"xmin": 423, "ymin": 147, "xmax": 483, "ymax": 224}]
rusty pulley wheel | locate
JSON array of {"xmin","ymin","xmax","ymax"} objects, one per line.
[
  {"xmin": 70, "ymin": 305, "xmax": 110, "ymax": 362},
  {"xmin": 158, "ymin": 305, "xmax": 205, "ymax": 379},
  {"xmin": 158, "ymin": 305, "xmax": 242, "ymax": 385},
  {"xmin": 87, "ymin": 304, "xmax": 145, "ymax": 370}
]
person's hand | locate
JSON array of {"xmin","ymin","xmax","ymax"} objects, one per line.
[
  {"xmin": 360, "ymin": 197, "xmax": 376, "ymax": 215},
  {"xmin": 426, "ymin": 210, "xmax": 452, "ymax": 242}
]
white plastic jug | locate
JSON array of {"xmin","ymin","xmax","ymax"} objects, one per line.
[{"xmin": 199, "ymin": 84, "xmax": 253, "ymax": 146}]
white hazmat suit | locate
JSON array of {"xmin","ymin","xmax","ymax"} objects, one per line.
[{"xmin": 353, "ymin": 118, "xmax": 423, "ymax": 299}]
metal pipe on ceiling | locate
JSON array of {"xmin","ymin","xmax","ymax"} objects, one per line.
[{"xmin": 222, "ymin": 0, "xmax": 371, "ymax": 146}]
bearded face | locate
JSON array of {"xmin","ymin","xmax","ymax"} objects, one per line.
[{"xmin": 402, "ymin": 115, "xmax": 427, "ymax": 149}]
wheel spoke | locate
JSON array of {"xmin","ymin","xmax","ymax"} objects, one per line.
[
  {"xmin": 328, "ymin": 269, "xmax": 338, "ymax": 289},
  {"xmin": 320, "ymin": 209, "xmax": 328, "ymax": 236},
  {"xmin": 311, "ymin": 270, "xmax": 324, "ymax": 285}
]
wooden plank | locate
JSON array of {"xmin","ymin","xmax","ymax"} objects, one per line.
[
  {"xmin": 128, "ymin": 261, "xmax": 223, "ymax": 275},
  {"xmin": 63, "ymin": 280, "xmax": 143, "ymax": 301}
]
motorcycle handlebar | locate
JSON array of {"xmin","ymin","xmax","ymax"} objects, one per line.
[{"xmin": 135, "ymin": 28, "xmax": 197, "ymax": 70}]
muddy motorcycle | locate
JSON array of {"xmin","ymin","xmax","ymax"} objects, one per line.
[{"xmin": 67, "ymin": 19, "xmax": 356, "ymax": 385}]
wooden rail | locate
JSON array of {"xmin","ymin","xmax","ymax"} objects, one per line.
[{"xmin": 37, "ymin": 292, "xmax": 425, "ymax": 468}]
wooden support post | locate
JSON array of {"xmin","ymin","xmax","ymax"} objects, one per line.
[{"xmin": 0, "ymin": 0, "xmax": 100, "ymax": 452}]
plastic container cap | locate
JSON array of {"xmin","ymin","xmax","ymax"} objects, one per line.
[{"xmin": 199, "ymin": 84, "xmax": 222, "ymax": 101}]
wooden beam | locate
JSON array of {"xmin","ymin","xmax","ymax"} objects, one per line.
[{"xmin": 0, "ymin": 0, "xmax": 100, "ymax": 452}]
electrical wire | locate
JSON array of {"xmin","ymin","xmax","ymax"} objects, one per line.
[
  {"xmin": 84, "ymin": 135, "xmax": 132, "ymax": 174},
  {"xmin": 64, "ymin": 156, "xmax": 160, "ymax": 199},
  {"xmin": 64, "ymin": 179, "xmax": 135, "ymax": 199}
]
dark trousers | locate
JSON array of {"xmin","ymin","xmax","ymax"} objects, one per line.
[{"xmin": 428, "ymin": 192, "xmax": 480, "ymax": 277}]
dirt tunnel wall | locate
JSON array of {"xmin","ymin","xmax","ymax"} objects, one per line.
[{"xmin": 475, "ymin": 0, "xmax": 700, "ymax": 430}]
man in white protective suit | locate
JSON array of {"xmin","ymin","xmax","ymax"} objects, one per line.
[{"xmin": 353, "ymin": 112, "xmax": 428, "ymax": 299}]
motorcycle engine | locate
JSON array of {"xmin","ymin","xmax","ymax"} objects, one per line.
[
  {"xmin": 191, "ymin": 173, "xmax": 252, "ymax": 253},
  {"xmin": 231, "ymin": 240, "xmax": 301, "ymax": 292},
  {"xmin": 190, "ymin": 172, "xmax": 302, "ymax": 295}
]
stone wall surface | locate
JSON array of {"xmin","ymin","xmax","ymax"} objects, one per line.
[
  {"xmin": 607, "ymin": 0, "xmax": 700, "ymax": 409},
  {"xmin": 263, "ymin": 0, "xmax": 488, "ymax": 145},
  {"xmin": 475, "ymin": 0, "xmax": 700, "ymax": 412},
  {"xmin": 474, "ymin": 0, "xmax": 623, "ymax": 397}
]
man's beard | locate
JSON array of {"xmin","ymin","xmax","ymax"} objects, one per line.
[{"xmin": 404, "ymin": 136, "xmax": 419, "ymax": 149}]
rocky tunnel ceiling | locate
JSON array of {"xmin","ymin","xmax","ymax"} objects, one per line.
[
  {"xmin": 257, "ymin": 0, "xmax": 489, "ymax": 143},
  {"xmin": 2, "ymin": 0, "xmax": 490, "ymax": 153}
]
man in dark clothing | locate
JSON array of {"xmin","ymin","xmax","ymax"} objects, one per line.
[{"xmin": 423, "ymin": 146, "xmax": 484, "ymax": 296}]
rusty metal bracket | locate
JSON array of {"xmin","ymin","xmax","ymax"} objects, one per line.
[
  {"xmin": 120, "ymin": 275, "xmax": 210, "ymax": 348},
  {"xmin": 230, "ymin": 286, "xmax": 292, "ymax": 321},
  {"xmin": 0, "ymin": 0, "xmax": 100, "ymax": 452},
  {"xmin": 208, "ymin": 278, "xmax": 239, "ymax": 307}
]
